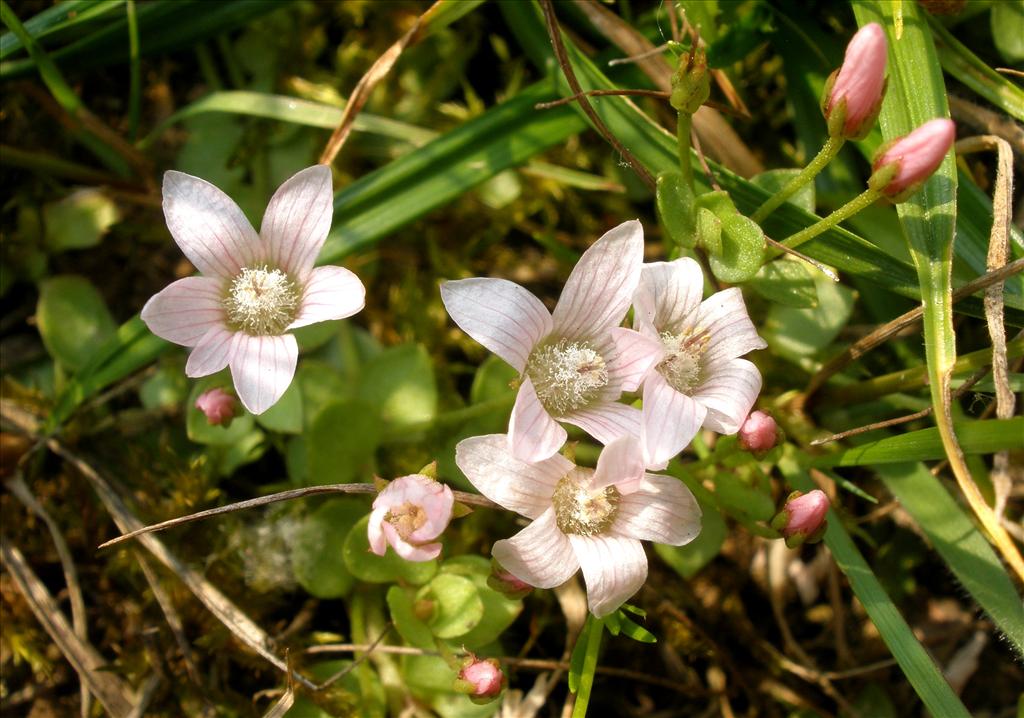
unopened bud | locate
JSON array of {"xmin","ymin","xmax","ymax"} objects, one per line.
[
  {"xmin": 738, "ymin": 411, "xmax": 779, "ymax": 454},
  {"xmin": 487, "ymin": 560, "xmax": 533, "ymax": 600},
  {"xmin": 822, "ymin": 23, "xmax": 888, "ymax": 139},
  {"xmin": 195, "ymin": 388, "xmax": 236, "ymax": 426},
  {"xmin": 454, "ymin": 655, "xmax": 505, "ymax": 704},
  {"xmin": 870, "ymin": 118, "xmax": 955, "ymax": 201},
  {"xmin": 670, "ymin": 43, "xmax": 710, "ymax": 115},
  {"xmin": 772, "ymin": 490, "xmax": 829, "ymax": 548}
]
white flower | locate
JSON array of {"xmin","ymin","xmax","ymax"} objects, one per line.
[
  {"xmin": 368, "ymin": 474, "xmax": 454, "ymax": 562},
  {"xmin": 633, "ymin": 258, "xmax": 767, "ymax": 466},
  {"xmin": 455, "ymin": 434, "xmax": 701, "ymax": 617},
  {"xmin": 141, "ymin": 166, "xmax": 366, "ymax": 414},
  {"xmin": 441, "ymin": 220, "xmax": 659, "ymax": 462}
]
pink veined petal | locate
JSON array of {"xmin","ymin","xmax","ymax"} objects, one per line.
[
  {"xmin": 591, "ymin": 435, "xmax": 646, "ymax": 492},
  {"xmin": 162, "ymin": 171, "xmax": 258, "ymax": 279},
  {"xmin": 509, "ymin": 378, "xmax": 567, "ymax": 462},
  {"xmin": 441, "ymin": 278, "xmax": 553, "ymax": 373},
  {"xmin": 455, "ymin": 434, "xmax": 571, "ymax": 519},
  {"xmin": 607, "ymin": 327, "xmax": 663, "ymax": 393},
  {"xmin": 641, "ymin": 374, "xmax": 706, "ymax": 469},
  {"xmin": 569, "ymin": 535, "xmax": 648, "ymax": 618},
  {"xmin": 562, "ymin": 401, "xmax": 641, "ymax": 448},
  {"xmin": 368, "ymin": 505, "xmax": 389, "ymax": 556},
  {"xmin": 632, "ymin": 258, "xmax": 704, "ymax": 335},
  {"xmin": 186, "ymin": 326, "xmax": 242, "ymax": 378},
  {"xmin": 140, "ymin": 276, "xmax": 226, "ymax": 347},
  {"xmin": 551, "ymin": 219, "xmax": 644, "ymax": 340},
  {"xmin": 382, "ymin": 523, "xmax": 442, "ymax": 562},
  {"xmin": 408, "ymin": 481, "xmax": 455, "ymax": 542},
  {"xmin": 261, "ymin": 165, "xmax": 334, "ymax": 277},
  {"xmin": 692, "ymin": 357, "xmax": 762, "ymax": 434},
  {"xmin": 291, "ymin": 266, "xmax": 366, "ymax": 329},
  {"xmin": 694, "ymin": 288, "xmax": 766, "ymax": 365},
  {"xmin": 613, "ymin": 473, "xmax": 702, "ymax": 546},
  {"xmin": 229, "ymin": 333, "xmax": 299, "ymax": 415},
  {"xmin": 492, "ymin": 508, "xmax": 579, "ymax": 589}
]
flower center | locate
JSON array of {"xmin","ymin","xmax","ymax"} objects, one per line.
[
  {"xmin": 525, "ymin": 339, "xmax": 609, "ymax": 416},
  {"xmin": 551, "ymin": 469, "xmax": 620, "ymax": 536},
  {"xmin": 657, "ymin": 330, "xmax": 708, "ymax": 394},
  {"xmin": 385, "ymin": 502, "xmax": 428, "ymax": 541},
  {"xmin": 223, "ymin": 266, "xmax": 300, "ymax": 335}
]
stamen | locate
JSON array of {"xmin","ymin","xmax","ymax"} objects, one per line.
[
  {"xmin": 657, "ymin": 329, "xmax": 709, "ymax": 393},
  {"xmin": 525, "ymin": 339, "xmax": 609, "ymax": 416},
  {"xmin": 551, "ymin": 469, "xmax": 620, "ymax": 536},
  {"xmin": 385, "ymin": 502, "xmax": 428, "ymax": 540},
  {"xmin": 223, "ymin": 265, "xmax": 300, "ymax": 335}
]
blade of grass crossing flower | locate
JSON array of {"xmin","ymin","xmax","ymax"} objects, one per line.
[
  {"xmin": 852, "ymin": 1, "xmax": 1024, "ymax": 583},
  {"xmin": 0, "ymin": 0, "xmax": 123, "ymax": 60},
  {"xmin": 569, "ymin": 616, "xmax": 604, "ymax": 717},
  {"xmin": 777, "ymin": 452, "xmax": 971, "ymax": 718}
]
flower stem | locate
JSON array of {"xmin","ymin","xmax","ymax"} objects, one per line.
[
  {"xmin": 676, "ymin": 112, "xmax": 695, "ymax": 190},
  {"xmin": 778, "ymin": 187, "xmax": 880, "ymax": 252},
  {"xmin": 751, "ymin": 135, "xmax": 845, "ymax": 224}
]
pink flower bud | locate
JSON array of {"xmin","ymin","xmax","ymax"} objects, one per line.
[
  {"xmin": 825, "ymin": 23, "xmax": 888, "ymax": 138},
  {"xmin": 367, "ymin": 474, "xmax": 454, "ymax": 562},
  {"xmin": 871, "ymin": 118, "xmax": 956, "ymax": 198},
  {"xmin": 454, "ymin": 656, "xmax": 505, "ymax": 703},
  {"xmin": 738, "ymin": 410, "xmax": 779, "ymax": 453},
  {"xmin": 194, "ymin": 388, "xmax": 236, "ymax": 426},
  {"xmin": 772, "ymin": 490, "xmax": 830, "ymax": 547},
  {"xmin": 487, "ymin": 560, "xmax": 533, "ymax": 600}
]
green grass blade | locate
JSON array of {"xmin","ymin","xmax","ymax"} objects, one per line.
[
  {"xmin": 0, "ymin": 0, "xmax": 123, "ymax": 60},
  {"xmin": 778, "ymin": 452, "xmax": 971, "ymax": 718}
]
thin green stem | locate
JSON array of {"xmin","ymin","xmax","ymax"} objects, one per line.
[
  {"xmin": 126, "ymin": 0, "xmax": 140, "ymax": 141},
  {"xmin": 778, "ymin": 187, "xmax": 880, "ymax": 252},
  {"xmin": 676, "ymin": 111, "xmax": 694, "ymax": 190},
  {"xmin": 571, "ymin": 617, "xmax": 604, "ymax": 718},
  {"xmin": 751, "ymin": 135, "xmax": 845, "ymax": 223}
]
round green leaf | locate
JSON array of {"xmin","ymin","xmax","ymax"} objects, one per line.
[
  {"xmin": 387, "ymin": 585, "xmax": 436, "ymax": 649},
  {"xmin": 43, "ymin": 188, "xmax": 120, "ymax": 253},
  {"xmin": 708, "ymin": 214, "xmax": 765, "ymax": 283},
  {"xmin": 36, "ymin": 275, "xmax": 116, "ymax": 371},
  {"xmin": 440, "ymin": 556, "xmax": 522, "ymax": 649},
  {"xmin": 656, "ymin": 172, "xmax": 698, "ymax": 248},
  {"xmin": 342, "ymin": 514, "xmax": 437, "ymax": 585},
  {"xmin": 417, "ymin": 573, "xmax": 484, "ymax": 639},
  {"xmin": 306, "ymin": 399, "xmax": 380, "ymax": 486},
  {"xmin": 292, "ymin": 498, "xmax": 364, "ymax": 599},
  {"xmin": 255, "ymin": 379, "xmax": 303, "ymax": 434},
  {"xmin": 357, "ymin": 343, "xmax": 437, "ymax": 430}
]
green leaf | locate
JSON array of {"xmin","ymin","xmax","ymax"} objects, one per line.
[
  {"xmin": 387, "ymin": 585, "xmax": 436, "ymax": 650},
  {"xmin": 991, "ymin": 1, "xmax": 1024, "ymax": 65},
  {"xmin": 748, "ymin": 259, "xmax": 818, "ymax": 308},
  {"xmin": 654, "ymin": 482, "xmax": 726, "ymax": 579},
  {"xmin": 0, "ymin": 0, "xmax": 124, "ymax": 60},
  {"xmin": 809, "ymin": 418, "xmax": 1024, "ymax": 468},
  {"xmin": 751, "ymin": 168, "xmax": 816, "ymax": 214},
  {"xmin": 656, "ymin": 172, "xmax": 698, "ymax": 249},
  {"xmin": 254, "ymin": 380, "xmax": 303, "ymax": 434},
  {"xmin": 341, "ymin": 514, "xmax": 437, "ymax": 585},
  {"xmin": 713, "ymin": 473, "xmax": 775, "ymax": 522},
  {"xmin": 762, "ymin": 271, "xmax": 854, "ymax": 360},
  {"xmin": 42, "ymin": 188, "xmax": 120, "ymax": 252},
  {"xmin": 615, "ymin": 612, "xmax": 657, "ymax": 643},
  {"xmin": 439, "ymin": 556, "xmax": 522, "ymax": 648},
  {"xmin": 358, "ymin": 344, "xmax": 437, "ymax": 431},
  {"xmin": 36, "ymin": 275, "xmax": 116, "ymax": 371},
  {"xmin": 306, "ymin": 399, "xmax": 380, "ymax": 486},
  {"xmin": 185, "ymin": 376, "xmax": 255, "ymax": 446},
  {"xmin": 291, "ymin": 498, "xmax": 364, "ymax": 599},
  {"xmin": 417, "ymin": 573, "xmax": 484, "ymax": 640}
]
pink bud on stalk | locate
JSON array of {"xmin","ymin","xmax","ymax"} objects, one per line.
[
  {"xmin": 823, "ymin": 23, "xmax": 888, "ymax": 139},
  {"xmin": 772, "ymin": 490, "xmax": 829, "ymax": 548},
  {"xmin": 195, "ymin": 388, "xmax": 236, "ymax": 426},
  {"xmin": 368, "ymin": 474, "xmax": 454, "ymax": 561},
  {"xmin": 738, "ymin": 410, "xmax": 779, "ymax": 454},
  {"xmin": 870, "ymin": 119, "xmax": 956, "ymax": 200},
  {"xmin": 454, "ymin": 655, "xmax": 505, "ymax": 703}
]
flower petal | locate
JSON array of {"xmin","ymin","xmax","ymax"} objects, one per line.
[
  {"xmin": 613, "ymin": 473, "xmax": 702, "ymax": 546},
  {"xmin": 291, "ymin": 265, "xmax": 366, "ymax": 329},
  {"xmin": 693, "ymin": 357, "xmax": 762, "ymax": 434},
  {"xmin": 382, "ymin": 523, "xmax": 442, "ymax": 561},
  {"xmin": 562, "ymin": 401, "xmax": 641, "ymax": 447},
  {"xmin": 368, "ymin": 505, "xmax": 389, "ymax": 556},
  {"xmin": 441, "ymin": 278, "xmax": 552, "ymax": 373},
  {"xmin": 186, "ymin": 326, "xmax": 241, "ymax": 377},
  {"xmin": 492, "ymin": 508, "xmax": 579, "ymax": 589},
  {"xmin": 261, "ymin": 165, "xmax": 334, "ymax": 277},
  {"xmin": 569, "ymin": 535, "xmax": 647, "ymax": 617},
  {"xmin": 455, "ymin": 434, "xmax": 571, "ymax": 519},
  {"xmin": 509, "ymin": 378, "xmax": 567, "ymax": 462},
  {"xmin": 229, "ymin": 333, "xmax": 299, "ymax": 414},
  {"xmin": 162, "ymin": 171, "xmax": 258, "ymax": 278},
  {"xmin": 694, "ymin": 288, "xmax": 766, "ymax": 364},
  {"xmin": 140, "ymin": 276, "xmax": 227, "ymax": 346},
  {"xmin": 551, "ymin": 219, "xmax": 644, "ymax": 340},
  {"xmin": 641, "ymin": 373, "xmax": 706, "ymax": 468},
  {"xmin": 607, "ymin": 327, "xmax": 663, "ymax": 393},
  {"xmin": 591, "ymin": 435, "xmax": 646, "ymax": 493},
  {"xmin": 633, "ymin": 258, "xmax": 704, "ymax": 335}
]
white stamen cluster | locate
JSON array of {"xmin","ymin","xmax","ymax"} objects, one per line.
[
  {"xmin": 223, "ymin": 266, "xmax": 300, "ymax": 335},
  {"xmin": 386, "ymin": 502, "xmax": 428, "ymax": 541},
  {"xmin": 526, "ymin": 339, "xmax": 609, "ymax": 416},
  {"xmin": 657, "ymin": 330, "xmax": 708, "ymax": 394},
  {"xmin": 551, "ymin": 469, "xmax": 620, "ymax": 536}
]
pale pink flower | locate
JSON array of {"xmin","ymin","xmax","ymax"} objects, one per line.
[
  {"xmin": 194, "ymin": 387, "xmax": 236, "ymax": 425},
  {"xmin": 738, "ymin": 410, "xmax": 779, "ymax": 453},
  {"xmin": 775, "ymin": 490, "xmax": 830, "ymax": 547},
  {"xmin": 454, "ymin": 655, "xmax": 505, "ymax": 702},
  {"xmin": 632, "ymin": 259, "xmax": 767, "ymax": 467},
  {"xmin": 825, "ymin": 23, "xmax": 887, "ymax": 138},
  {"xmin": 441, "ymin": 220, "xmax": 658, "ymax": 462},
  {"xmin": 456, "ymin": 434, "xmax": 701, "ymax": 617},
  {"xmin": 872, "ymin": 118, "xmax": 956, "ymax": 197},
  {"xmin": 141, "ymin": 166, "xmax": 366, "ymax": 414},
  {"xmin": 368, "ymin": 474, "xmax": 454, "ymax": 562}
]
